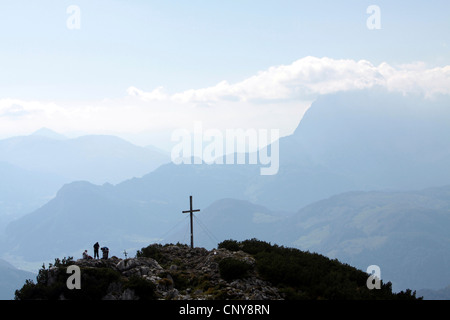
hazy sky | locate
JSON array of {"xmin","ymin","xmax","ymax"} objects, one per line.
[{"xmin": 0, "ymin": 0, "xmax": 449, "ymax": 148}]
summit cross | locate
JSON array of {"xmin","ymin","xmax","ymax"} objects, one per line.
[{"xmin": 182, "ymin": 195, "xmax": 200, "ymax": 249}]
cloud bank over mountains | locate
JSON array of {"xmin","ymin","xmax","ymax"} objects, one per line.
[
  {"xmin": 1, "ymin": 56, "xmax": 449, "ymax": 145},
  {"xmin": 128, "ymin": 56, "xmax": 450, "ymax": 103}
]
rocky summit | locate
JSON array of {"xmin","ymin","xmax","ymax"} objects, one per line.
[
  {"xmin": 25, "ymin": 244, "xmax": 282, "ymax": 300},
  {"xmin": 15, "ymin": 239, "xmax": 420, "ymax": 300}
]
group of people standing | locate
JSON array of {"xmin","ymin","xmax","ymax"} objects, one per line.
[{"xmin": 82, "ymin": 242, "xmax": 109, "ymax": 260}]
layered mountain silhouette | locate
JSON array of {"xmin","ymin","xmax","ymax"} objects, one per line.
[
  {"xmin": 278, "ymin": 185, "xmax": 450, "ymax": 292},
  {"xmin": 163, "ymin": 198, "xmax": 291, "ymax": 247},
  {"xmin": 0, "ymin": 259, "xmax": 35, "ymax": 300},
  {"xmin": 0, "ymin": 130, "xmax": 170, "ymax": 185},
  {"xmin": 30, "ymin": 127, "xmax": 68, "ymax": 140},
  {"xmin": 0, "ymin": 161, "xmax": 65, "ymax": 231},
  {"xmin": 0, "ymin": 130, "xmax": 170, "ymax": 230},
  {"xmin": 2, "ymin": 89, "xmax": 450, "ymax": 294},
  {"xmin": 256, "ymin": 89, "xmax": 450, "ymax": 210},
  {"xmin": 163, "ymin": 186, "xmax": 450, "ymax": 292}
]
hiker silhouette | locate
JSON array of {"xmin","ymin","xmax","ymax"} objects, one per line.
[
  {"xmin": 101, "ymin": 247, "xmax": 109, "ymax": 259},
  {"xmin": 93, "ymin": 242, "xmax": 100, "ymax": 259}
]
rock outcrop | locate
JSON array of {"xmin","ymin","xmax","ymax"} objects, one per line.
[{"xmin": 46, "ymin": 245, "xmax": 282, "ymax": 300}]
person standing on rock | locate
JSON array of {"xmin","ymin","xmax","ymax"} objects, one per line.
[
  {"xmin": 101, "ymin": 247, "xmax": 109, "ymax": 259},
  {"xmin": 93, "ymin": 242, "xmax": 100, "ymax": 259}
]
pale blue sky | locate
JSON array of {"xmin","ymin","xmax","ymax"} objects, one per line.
[
  {"xmin": 0, "ymin": 1, "xmax": 449, "ymax": 147},
  {"xmin": 0, "ymin": 0, "xmax": 449, "ymax": 100}
]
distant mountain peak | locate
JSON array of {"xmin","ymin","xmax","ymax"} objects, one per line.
[{"xmin": 30, "ymin": 128, "xmax": 67, "ymax": 140}]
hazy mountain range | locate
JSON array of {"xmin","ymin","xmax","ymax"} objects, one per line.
[
  {"xmin": 0, "ymin": 259, "xmax": 35, "ymax": 300},
  {"xmin": 0, "ymin": 161, "xmax": 65, "ymax": 231},
  {"xmin": 1, "ymin": 89, "xmax": 450, "ymax": 297},
  {"xmin": 0, "ymin": 129, "xmax": 169, "ymax": 185},
  {"xmin": 0, "ymin": 130, "xmax": 170, "ymax": 230},
  {"xmin": 163, "ymin": 185, "xmax": 450, "ymax": 293}
]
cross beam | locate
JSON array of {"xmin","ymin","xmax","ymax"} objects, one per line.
[{"xmin": 182, "ymin": 195, "xmax": 200, "ymax": 249}]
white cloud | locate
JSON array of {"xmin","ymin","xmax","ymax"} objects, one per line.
[
  {"xmin": 127, "ymin": 86, "xmax": 169, "ymax": 101},
  {"xmin": 128, "ymin": 56, "xmax": 450, "ymax": 103},
  {"xmin": 379, "ymin": 62, "xmax": 450, "ymax": 97},
  {"xmin": 1, "ymin": 56, "xmax": 449, "ymax": 148}
]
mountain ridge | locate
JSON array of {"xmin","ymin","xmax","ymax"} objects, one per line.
[
  {"xmin": 3, "ymin": 89, "xmax": 450, "ymax": 294},
  {"xmin": 0, "ymin": 132, "xmax": 170, "ymax": 185},
  {"xmin": 14, "ymin": 240, "xmax": 420, "ymax": 300},
  {"xmin": 0, "ymin": 258, "xmax": 35, "ymax": 300},
  {"xmin": 30, "ymin": 128, "xmax": 67, "ymax": 140}
]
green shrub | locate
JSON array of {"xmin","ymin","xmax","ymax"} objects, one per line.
[
  {"xmin": 61, "ymin": 267, "xmax": 122, "ymax": 300},
  {"xmin": 170, "ymin": 271, "xmax": 190, "ymax": 291},
  {"xmin": 15, "ymin": 264, "xmax": 122, "ymax": 300},
  {"xmin": 136, "ymin": 244, "xmax": 164, "ymax": 261},
  {"xmin": 219, "ymin": 239, "xmax": 421, "ymax": 300},
  {"xmin": 218, "ymin": 239, "xmax": 241, "ymax": 252},
  {"xmin": 124, "ymin": 276, "xmax": 157, "ymax": 300},
  {"xmin": 240, "ymin": 238, "xmax": 274, "ymax": 255},
  {"xmin": 218, "ymin": 258, "xmax": 252, "ymax": 281}
]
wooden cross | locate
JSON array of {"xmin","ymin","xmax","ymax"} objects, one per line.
[{"xmin": 182, "ymin": 195, "xmax": 200, "ymax": 249}]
